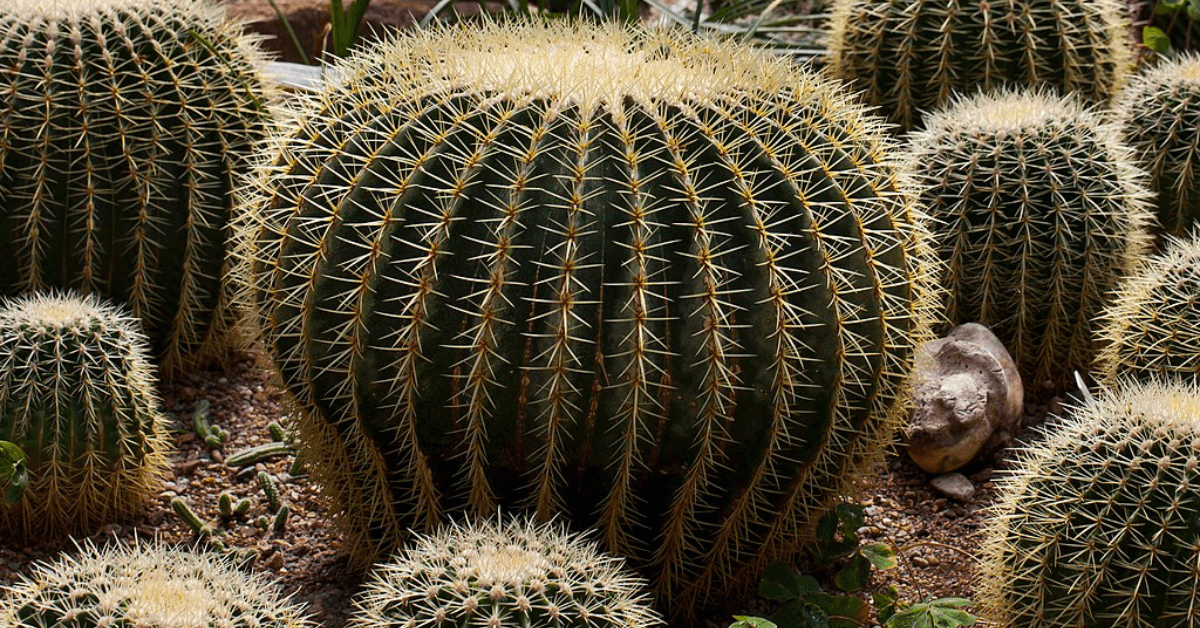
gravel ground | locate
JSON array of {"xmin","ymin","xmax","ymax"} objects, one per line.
[{"xmin": 0, "ymin": 348, "xmax": 1056, "ymax": 628}]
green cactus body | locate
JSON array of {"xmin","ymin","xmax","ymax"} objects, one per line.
[
  {"xmin": 349, "ymin": 516, "xmax": 662, "ymax": 628},
  {"xmin": 0, "ymin": 291, "xmax": 169, "ymax": 537},
  {"xmin": 979, "ymin": 380, "xmax": 1200, "ymax": 628},
  {"xmin": 1117, "ymin": 53, "xmax": 1200, "ymax": 237},
  {"xmin": 826, "ymin": 0, "xmax": 1133, "ymax": 130},
  {"xmin": 1095, "ymin": 233, "xmax": 1200, "ymax": 385},
  {"xmin": 0, "ymin": 0, "xmax": 273, "ymax": 373},
  {"xmin": 906, "ymin": 88, "xmax": 1153, "ymax": 387},
  {"xmin": 236, "ymin": 19, "xmax": 939, "ymax": 619},
  {"xmin": 0, "ymin": 539, "xmax": 314, "ymax": 628}
]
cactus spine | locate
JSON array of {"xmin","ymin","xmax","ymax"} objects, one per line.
[
  {"xmin": 237, "ymin": 19, "xmax": 939, "ymax": 619},
  {"xmin": 0, "ymin": 291, "xmax": 168, "ymax": 537},
  {"xmin": 0, "ymin": 0, "xmax": 273, "ymax": 373},
  {"xmin": 826, "ymin": 0, "xmax": 1134, "ymax": 130},
  {"xmin": 905, "ymin": 88, "xmax": 1153, "ymax": 386},
  {"xmin": 1095, "ymin": 233, "xmax": 1200, "ymax": 385},
  {"xmin": 348, "ymin": 516, "xmax": 662, "ymax": 628},
  {"xmin": 1116, "ymin": 53, "xmax": 1200, "ymax": 237},
  {"xmin": 0, "ymin": 539, "xmax": 314, "ymax": 628},
  {"xmin": 979, "ymin": 379, "xmax": 1200, "ymax": 628}
]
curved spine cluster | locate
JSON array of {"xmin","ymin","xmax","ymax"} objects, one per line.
[
  {"xmin": 0, "ymin": 0, "xmax": 274, "ymax": 373},
  {"xmin": 979, "ymin": 379, "xmax": 1200, "ymax": 628},
  {"xmin": 0, "ymin": 291, "xmax": 168, "ymax": 537},
  {"xmin": 1116, "ymin": 53, "xmax": 1200, "ymax": 237},
  {"xmin": 826, "ymin": 0, "xmax": 1133, "ymax": 130},
  {"xmin": 1095, "ymin": 233, "xmax": 1200, "ymax": 385},
  {"xmin": 0, "ymin": 538, "xmax": 314, "ymax": 628},
  {"xmin": 905, "ymin": 87, "xmax": 1153, "ymax": 387},
  {"xmin": 236, "ymin": 19, "xmax": 940, "ymax": 620},
  {"xmin": 348, "ymin": 516, "xmax": 662, "ymax": 628}
]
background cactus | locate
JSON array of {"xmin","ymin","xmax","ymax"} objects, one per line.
[
  {"xmin": 0, "ymin": 539, "xmax": 313, "ymax": 628},
  {"xmin": 1116, "ymin": 53, "xmax": 1200, "ymax": 237},
  {"xmin": 236, "ymin": 19, "xmax": 939, "ymax": 620},
  {"xmin": 1095, "ymin": 233, "xmax": 1200, "ymax": 385},
  {"xmin": 905, "ymin": 88, "xmax": 1153, "ymax": 387},
  {"xmin": 979, "ymin": 379, "xmax": 1200, "ymax": 628},
  {"xmin": 348, "ymin": 516, "xmax": 662, "ymax": 628},
  {"xmin": 826, "ymin": 0, "xmax": 1134, "ymax": 130},
  {"xmin": 0, "ymin": 291, "xmax": 168, "ymax": 537},
  {"xmin": 0, "ymin": 0, "xmax": 274, "ymax": 373}
]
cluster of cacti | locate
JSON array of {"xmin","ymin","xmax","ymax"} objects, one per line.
[
  {"xmin": 1116, "ymin": 53, "xmax": 1200, "ymax": 237},
  {"xmin": 826, "ymin": 0, "xmax": 1133, "ymax": 130},
  {"xmin": 235, "ymin": 18, "xmax": 939, "ymax": 620},
  {"xmin": 0, "ymin": 539, "xmax": 313, "ymax": 628},
  {"xmin": 348, "ymin": 516, "xmax": 662, "ymax": 628},
  {"xmin": 0, "ymin": 0, "xmax": 274, "ymax": 373},
  {"xmin": 979, "ymin": 379, "xmax": 1200, "ymax": 628},
  {"xmin": 0, "ymin": 291, "xmax": 169, "ymax": 537},
  {"xmin": 1095, "ymin": 233, "xmax": 1200, "ymax": 385},
  {"xmin": 905, "ymin": 87, "xmax": 1153, "ymax": 387}
]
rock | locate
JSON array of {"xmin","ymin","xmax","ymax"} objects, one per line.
[
  {"xmin": 905, "ymin": 323, "xmax": 1023, "ymax": 474},
  {"xmin": 930, "ymin": 472, "xmax": 976, "ymax": 502}
]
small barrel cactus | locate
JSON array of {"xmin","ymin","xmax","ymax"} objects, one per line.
[
  {"xmin": 826, "ymin": 0, "xmax": 1133, "ymax": 130},
  {"xmin": 905, "ymin": 87, "xmax": 1153, "ymax": 387},
  {"xmin": 1116, "ymin": 53, "xmax": 1200, "ymax": 237},
  {"xmin": 0, "ymin": 539, "xmax": 313, "ymax": 628},
  {"xmin": 348, "ymin": 516, "xmax": 662, "ymax": 628},
  {"xmin": 236, "ymin": 19, "xmax": 939, "ymax": 619},
  {"xmin": 0, "ymin": 0, "xmax": 274, "ymax": 373},
  {"xmin": 1095, "ymin": 233, "xmax": 1200, "ymax": 385},
  {"xmin": 0, "ymin": 291, "xmax": 168, "ymax": 537},
  {"xmin": 979, "ymin": 379, "xmax": 1200, "ymax": 628}
]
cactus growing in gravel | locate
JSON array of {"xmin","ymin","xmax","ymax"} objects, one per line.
[
  {"xmin": 1116, "ymin": 53, "xmax": 1200, "ymax": 238},
  {"xmin": 826, "ymin": 0, "xmax": 1134, "ymax": 130},
  {"xmin": 0, "ymin": 539, "xmax": 313, "ymax": 628},
  {"xmin": 348, "ymin": 516, "xmax": 662, "ymax": 628},
  {"xmin": 906, "ymin": 88, "xmax": 1153, "ymax": 387},
  {"xmin": 1095, "ymin": 233, "xmax": 1200, "ymax": 385},
  {"xmin": 0, "ymin": 291, "xmax": 168, "ymax": 537},
  {"xmin": 236, "ymin": 19, "xmax": 939, "ymax": 619},
  {"xmin": 0, "ymin": 0, "xmax": 274, "ymax": 373},
  {"xmin": 979, "ymin": 379, "xmax": 1200, "ymax": 628}
]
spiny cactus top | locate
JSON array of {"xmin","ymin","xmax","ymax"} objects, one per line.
[
  {"xmin": 0, "ymin": 538, "xmax": 314, "ymax": 628},
  {"xmin": 979, "ymin": 379, "xmax": 1200, "ymax": 628},
  {"xmin": 826, "ymin": 0, "xmax": 1133, "ymax": 130},
  {"xmin": 0, "ymin": 0, "xmax": 273, "ymax": 374},
  {"xmin": 1095, "ymin": 233, "xmax": 1200, "ymax": 385},
  {"xmin": 1116, "ymin": 53, "xmax": 1200, "ymax": 238},
  {"xmin": 0, "ymin": 291, "xmax": 168, "ymax": 538},
  {"xmin": 348, "ymin": 516, "xmax": 662, "ymax": 628},
  {"xmin": 906, "ymin": 88, "xmax": 1153, "ymax": 387},
  {"xmin": 236, "ymin": 19, "xmax": 939, "ymax": 619}
]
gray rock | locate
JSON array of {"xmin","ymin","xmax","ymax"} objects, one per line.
[
  {"xmin": 930, "ymin": 472, "xmax": 976, "ymax": 502},
  {"xmin": 905, "ymin": 323, "xmax": 1023, "ymax": 474}
]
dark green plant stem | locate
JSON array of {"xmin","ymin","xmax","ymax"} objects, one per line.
[{"xmin": 265, "ymin": 0, "xmax": 310, "ymax": 64}]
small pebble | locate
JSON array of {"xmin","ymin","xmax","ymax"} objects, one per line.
[
  {"xmin": 911, "ymin": 556, "xmax": 929, "ymax": 567},
  {"xmin": 931, "ymin": 472, "xmax": 976, "ymax": 502}
]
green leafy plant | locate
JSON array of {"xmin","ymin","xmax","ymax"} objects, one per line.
[
  {"xmin": 1141, "ymin": 0, "xmax": 1200, "ymax": 56},
  {"xmin": 0, "ymin": 441, "xmax": 27, "ymax": 505}
]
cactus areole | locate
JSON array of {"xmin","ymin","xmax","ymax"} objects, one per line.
[{"xmin": 238, "ymin": 20, "xmax": 937, "ymax": 620}]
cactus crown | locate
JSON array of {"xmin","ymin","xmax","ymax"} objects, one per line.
[
  {"xmin": 1095, "ymin": 233, "xmax": 1200, "ymax": 384},
  {"xmin": 0, "ymin": 539, "xmax": 314, "ymax": 628},
  {"xmin": 907, "ymin": 87, "xmax": 1152, "ymax": 386},
  {"xmin": 349, "ymin": 516, "xmax": 662, "ymax": 628},
  {"xmin": 979, "ymin": 379, "xmax": 1200, "ymax": 628}
]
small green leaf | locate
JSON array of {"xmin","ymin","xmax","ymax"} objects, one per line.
[
  {"xmin": 730, "ymin": 617, "xmax": 777, "ymax": 628},
  {"xmin": 874, "ymin": 586, "xmax": 902, "ymax": 624},
  {"xmin": 861, "ymin": 542, "xmax": 898, "ymax": 570},
  {"xmin": 1144, "ymin": 26, "xmax": 1173, "ymax": 54},
  {"xmin": 773, "ymin": 600, "xmax": 828, "ymax": 628},
  {"xmin": 834, "ymin": 554, "xmax": 872, "ymax": 592},
  {"xmin": 835, "ymin": 502, "xmax": 865, "ymax": 533},
  {"xmin": 759, "ymin": 562, "xmax": 820, "ymax": 601},
  {"xmin": 809, "ymin": 593, "xmax": 869, "ymax": 628},
  {"xmin": 928, "ymin": 598, "xmax": 974, "ymax": 609},
  {"xmin": 887, "ymin": 599, "xmax": 976, "ymax": 628},
  {"xmin": 3, "ymin": 465, "xmax": 28, "ymax": 504}
]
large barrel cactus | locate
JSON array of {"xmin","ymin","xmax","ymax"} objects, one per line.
[
  {"xmin": 826, "ymin": 0, "xmax": 1133, "ymax": 130},
  {"xmin": 1095, "ymin": 233, "xmax": 1200, "ymax": 385},
  {"xmin": 0, "ymin": 291, "xmax": 168, "ymax": 537},
  {"xmin": 236, "ymin": 19, "xmax": 939, "ymax": 619},
  {"xmin": 979, "ymin": 379, "xmax": 1200, "ymax": 628},
  {"xmin": 0, "ymin": 0, "xmax": 273, "ymax": 373},
  {"xmin": 905, "ymin": 88, "xmax": 1153, "ymax": 387}
]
